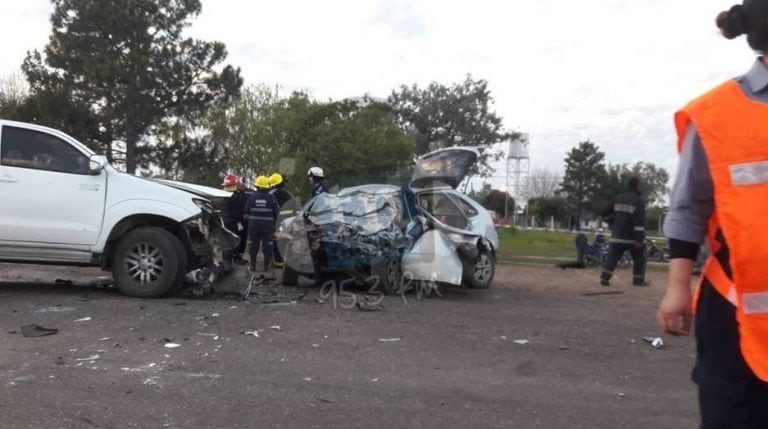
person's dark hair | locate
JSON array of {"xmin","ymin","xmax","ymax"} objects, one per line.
[
  {"xmin": 717, "ymin": 1, "xmax": 768, "ymax": 51},
  {"xmin": 628, "ymin": 176, "xmax": 640, "ymax": 191}
]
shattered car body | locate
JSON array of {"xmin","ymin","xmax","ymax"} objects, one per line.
[{"xmin": 277, "ymin": 147, "xmax": 499, "ymax": 293}]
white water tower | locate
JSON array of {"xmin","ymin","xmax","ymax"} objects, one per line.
[{"xmin": 506, "ymin": 134, "xmax": 530, "ymax": 221}]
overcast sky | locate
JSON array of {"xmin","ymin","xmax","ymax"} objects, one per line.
[{"xmin": 0, "ymin": 0, "xmax": 757, "ymax": 191}]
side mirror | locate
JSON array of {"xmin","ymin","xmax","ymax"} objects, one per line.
[{"xmin": 88, "ymin": 154, "xmax": 107, "ymax": 175}]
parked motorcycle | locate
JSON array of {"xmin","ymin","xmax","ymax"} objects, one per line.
[
  {"xmin": 575, "ymin": 233, "xmax": 631, "ymax": 268},
  {"xmin": 646, "ymin": 239, "xmax": 666, "ymax": 262}
]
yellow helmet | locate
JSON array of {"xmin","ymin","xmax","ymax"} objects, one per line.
[
  {"xmin": 254, "ymin": 175, "xmax": 270, "ymax": 189},
  {"xmin": 268, "ymin": 173, "xmax": 283, "ymax": 187}
]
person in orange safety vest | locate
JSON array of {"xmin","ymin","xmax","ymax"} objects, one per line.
[{"xmin": 658, "ymin": 2, "xmax": 768, "ymax": 426}]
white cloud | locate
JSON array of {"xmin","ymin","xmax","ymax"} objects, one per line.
[{"xmin": 0, "ymin": 0, "xmax": 758, "ymax": 193}]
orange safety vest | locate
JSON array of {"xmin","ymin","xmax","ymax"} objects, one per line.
[{"xmin": 675, "ymin": 79, "xmax": 768, "ymax": 381}]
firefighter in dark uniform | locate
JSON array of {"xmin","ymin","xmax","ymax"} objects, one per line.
[
  {"xmin": 599, "ymin": 176, "xmax": 647, "ymax": 286},
  {"xmin": 307, "ymin": 166, "xmax": 329, "ymax": 197},
  {"xmin": 244, "ymin": 175, "xmax": 279, "ymax": 274},
  {"xmin": 220, "ymin": 174, "xmax": 252, "ymax": 264},
  {"xmin": 268, "ymin": 172, "xmax": 299, "ymax": 268}
]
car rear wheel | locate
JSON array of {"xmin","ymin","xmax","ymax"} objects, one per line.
[
  {"xmin": 372, "ymin": 258, "xmax": 402, "ymax": 295},
  {"xmin": 112, "ymin": 227, "xmax": 187, "ymax": 298},
  {"xmin": 465, "ymin": 250, "xmax": 495, "ymax": 289}
]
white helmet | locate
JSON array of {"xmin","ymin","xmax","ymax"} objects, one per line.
[{"xmin": 307, "ymin": 166, "xmax": 324, "ymax": 178}]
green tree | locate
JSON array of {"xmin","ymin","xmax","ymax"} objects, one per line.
[
  {"xmin": 558, "ymin": 141, "xmax": 608, "ymax": 230},
  {"xmin": 603, "ymin": 162, "xmax": 670, "ymax": 208},
  {"xmin": 481, "ymin": 189, "xmax": 514, "ymax": 219},
  {"xmin": 527, "ymin": 196, "xmax": 567, "ymax": 226},
  {"xmin": 22, "ymin": 0, "xmax": 242, "ymax": 173},
  {"xmin": 388, "ymin": 75, "xmax": 520, "ymax": 176},
  {"xmin": 157, "ymin": 88, "xmax": 415, "ymax": 200}
]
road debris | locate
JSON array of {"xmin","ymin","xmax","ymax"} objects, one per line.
[
  {"xmin": 75, "ymin": 354, "xmax": 100, "ymax": 361},
  {"xmin": 316, "ymin": 396, "xmax": 335, "ymax": 404},
  {"xmin": 643, "ymin": 336, "xmax": 665, "ymax": 349},
  {"xmin": 583, "ymin": 291, "xmax": 624, "ymax": 297},
  {"xmin": 74, "ymin": 317, "xmax": 92, "ymax": 322},
  {"xmin": 356, "ymin": 301, "xmax": 384, "ymax": 312},
  {"xmin": 164, "ymin": 343, "xmax": 181, "ymax": 349},
  {"xmin": 98, "ymin": 337, "xmax": 112, "ymax": 342},
  {"xmin": 303, "ymin": 377, "xmax": 312, "ymax": 382},
  {"xmin": 270, "ymin": 326, "xmax": 282, "ymax": 331},
  {"xmin": 242, "ymin": 331, "xmax": 260, "ymax": 337},
  {"xmin": 20, "ymin": 324, "xmax": 58, "ymax": 337},
  {"xmin": 378, "ymin": 337, "xmax": 402, "ymax": 342},
  {"xmin": 512, "ymin": 339, "xmax": 530, "ymax": 345}
]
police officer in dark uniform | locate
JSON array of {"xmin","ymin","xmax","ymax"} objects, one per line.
[
  {"xmin": 268, "ymin": 173, "xmax": 299, "ymax": 268},
  {"xmin": 220, "ymin": 174, "xmax": 252, "ymax": 264},
  {"xmin": 599, "ymin": 176, "xmax": 647, "ymax": 286},
  {"xmin": 244, "ymin": 175, "xmax": 279, "ymax": 274},
  {"xmin": 308, "ymin": 166, "xmax": 329, "ymax": 197}
]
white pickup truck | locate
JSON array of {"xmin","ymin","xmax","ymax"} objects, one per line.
[{"xmin": 0, "ymin": 119, "xmax": 235, "ymax": 297}]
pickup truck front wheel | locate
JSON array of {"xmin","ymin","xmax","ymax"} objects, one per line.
[{"xmin": 112, "ymin": 227, "xmax": 188, "ymax": 298}]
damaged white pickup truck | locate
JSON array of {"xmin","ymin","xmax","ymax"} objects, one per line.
[{"xmin": 0, "ymin": 120, "xmax": 238, "ymax": 297}]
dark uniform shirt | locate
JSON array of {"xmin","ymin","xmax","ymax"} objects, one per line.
[
  {"xmin": 269, "ymin": 187, "xmax": 300, "ymax": 226},
  {"xmin": 221, "ymin": 189, "xmax": 252, "ymax": 225},
  {"xmin": 311, "ymin": 181, "xmax": 330, "ymax": 197},
  {"xmin": 601, "ymin": 191, "xmax": 646, "ymax": 243},
  {"xmin": 244, "ymin": 189, "xmax": 279, "ymax": 230}
]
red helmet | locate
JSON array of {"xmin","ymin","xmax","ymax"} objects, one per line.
[{"xmin": 221, "ymin": 174, "xmax": 240, "ymax": 191}]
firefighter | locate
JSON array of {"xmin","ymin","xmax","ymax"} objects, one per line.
[
  {"xmin": 599, "ymin": 177, "xmax": 647, "ymax": 287},
  {"xmin": 244, "ymin": 176, "xmax": 279, "ymax": 275},
  {"xmin": 268, "ymin": 172, "xmax": 299, "ymax": 268},
  {"xmin": 220, "ymin": 174, "xmax": 251, "ymax": 264},
  {"xmin": 307, "ymin": 166, "xmax": 329, "ymax": 197}
]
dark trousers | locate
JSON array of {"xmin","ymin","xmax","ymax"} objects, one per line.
[
  {"xmin": 600, "ymin": 242, "xmax": 645, "ymax": 283},
  {"xmin": 694, "ymin": 280, "xmax": 768, "ymax": 428},
  {"xmin": 248, "ymin": 228, "xmax": 273, "ymax": 269},
  {"xmin": 223, "ymin": 220, "xmax": 248, "ymax": 261}
]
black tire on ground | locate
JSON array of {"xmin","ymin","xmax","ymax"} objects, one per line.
[
  {"xmin": 465, "ymin": 250, "xmax": 495, "ymax": 289},
  {"xmin": 112, "ymin": 227, "xmax": 187, "ymax": 298},
  {"xmin": 282, "ymin": 265, "xmax": 300, "ymax": 286},
  {"xmin": 371, "ymin": 258, "xmax": 403, "ymax": 295}
]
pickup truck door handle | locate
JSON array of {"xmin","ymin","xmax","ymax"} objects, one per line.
[{"xmin": 0, "ymin": 174, "xmax": 18, "ymax": 183}]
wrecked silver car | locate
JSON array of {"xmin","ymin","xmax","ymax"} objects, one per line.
[{"xmin": 277, "ymin": 147, "xmax": 499, "ymax": 294}]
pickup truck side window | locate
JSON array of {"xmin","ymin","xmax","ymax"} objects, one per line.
[{"xmin": 0, "ymin": 126, "xmax": 88, "ymax": 175}]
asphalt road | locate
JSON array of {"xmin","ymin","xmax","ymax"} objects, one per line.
[{"xmin": 0, "ymin": 263, "xmax": 698, "ymax": 428}]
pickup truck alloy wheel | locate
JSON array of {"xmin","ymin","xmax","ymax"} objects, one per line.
[
  {"xmin": 112, "ymin": 227, "xmax": 186, "ymax": 298},
  {"xmin": 125, "ymin": 242, "xmax": 164, "ymax": 284}
]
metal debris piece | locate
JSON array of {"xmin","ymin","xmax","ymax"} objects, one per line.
[
  {"xmin": 270, "ymin": 326, "xmax": 282, "ymax": 331},
  {"xmin": 164, "ymin": 343, "xmax": 181, "ymax": 349},
  {"xmin": 378, "ymin": 337, "xmax": 402, "ymax": 342},
  {"xmin": 242, "ymin": 331, "xmax": 260, "ymax": 337},
  {"xmin": 74, "ymin": 317, "xmax": 92, "ymax": 322},
  {"xmin": 75, "ymin": 354, "xmax": 100, "ymax": 361},
  {"xmin": 21, "ymin": 324, "xmax": 58, "ymax": 337},
  {"xmin": 512, "ymin": 339, "xmax": 530, "ymax": 345},
  {"xmin": 643, "ymin": 336, "xmax": 664, "ymax": 349},
  {"xmin": 356, "ymin": 301, "xmax": 384, "ymax": 312}
]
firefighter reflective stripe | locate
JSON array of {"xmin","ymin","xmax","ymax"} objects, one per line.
[
  {"xmin": 279, "ymin": 210, "xmax": 294, "ymax": 215},
  {"xmin": 742, "ymin": 292, "xmax": 768, "ymax": 314},
  {"xmin": 730, "ymin": 160, "xmax": 768, "ymax": 186},
  {"xmin": 633, "ymin": 226, "xmax": 645, "ymax": 231},
  {"xmin": 614, "ymin": 204, "xmax": 636, "ymax": 213}
]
